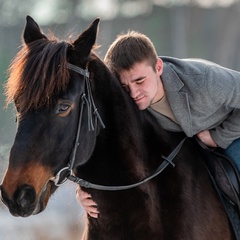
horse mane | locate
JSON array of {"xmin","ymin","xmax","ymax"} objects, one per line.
[{"xmin": 5, "ymin": 37, "xmax": 71, "ymax": 113}]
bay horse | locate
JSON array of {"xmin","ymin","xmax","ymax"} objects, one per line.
[{"xmin": 0, "ymin": 16, "xmax": 233, "ymax": 240}]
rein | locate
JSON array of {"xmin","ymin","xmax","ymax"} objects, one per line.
[
  {"xmin": 51, "ymin": 63, "xmax": 188, "ymax": 190},
  {"xmin": 68, "ymin": 137, "xmax": 187, "ymax": 190}
]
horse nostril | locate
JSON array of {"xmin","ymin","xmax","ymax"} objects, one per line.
[
  {"xmin": 15, "ymin": 185, "xmax": 36, "ymax": 209},
  {"xmin": 17, "ymin": 190, "xmax": 29, "ymax": 208}
]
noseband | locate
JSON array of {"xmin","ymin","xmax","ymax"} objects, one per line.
[{"xmin": 51, "ymin": 63, "xmax": 188, "ymax": 190}]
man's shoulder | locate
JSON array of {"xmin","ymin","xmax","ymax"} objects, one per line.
[{"xmin": 160, "ymin": 56, "xmax": 218, "ymax": 76}]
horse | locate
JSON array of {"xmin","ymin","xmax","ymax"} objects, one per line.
[{"xmin": 0, "ymin": 16, "xmax": 233, "ymax": 240}]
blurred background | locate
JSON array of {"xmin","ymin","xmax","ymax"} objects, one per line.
[{"xmin": 1, "ymin": 0, "xmax": 240, "ymax": 239}]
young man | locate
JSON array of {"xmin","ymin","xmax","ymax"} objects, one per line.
[{"xmin": 76, "ymin": 31, "xmax": 240, "ymax": 218}]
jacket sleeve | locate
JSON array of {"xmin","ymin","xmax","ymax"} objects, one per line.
[{"xmin": 206, "ymin": 66, "xmax": 240, "ymax": 148}]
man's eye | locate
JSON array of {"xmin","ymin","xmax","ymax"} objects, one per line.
[{"xmin": 136, "ymin": 79, "xmax": 145, "ymax": 84}]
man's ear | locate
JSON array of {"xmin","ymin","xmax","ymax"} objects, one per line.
[
  {"xmin": 156, "ymin": 58, "xmax": 163, "ymax": 76},
  {"xmin": 23, "ymin": 15, "xmax": 47, "ymax": 44}
]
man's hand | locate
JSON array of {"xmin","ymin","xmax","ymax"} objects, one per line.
[
  {"xmin": 76, "ymin": 187, "xmax": 99, "ymax": 218},
  {"xmin": 197, "ymin": 130, "xmax": 217, "ymax": 147}
]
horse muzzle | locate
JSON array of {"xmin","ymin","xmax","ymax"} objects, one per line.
[{"xmin": 0, "ymin": 181, "xmax": 55, "ymax": 217}]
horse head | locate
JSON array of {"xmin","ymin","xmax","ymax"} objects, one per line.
[{"xmin": 0, "ymin": 16, "xmax": 102, "ymax": 217}]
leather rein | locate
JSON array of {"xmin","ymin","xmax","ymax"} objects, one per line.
[{"xmin": 50, "ymin": 63, "xmax": 187, "ymax": 191}]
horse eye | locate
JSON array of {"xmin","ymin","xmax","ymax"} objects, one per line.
[{"xmin": 58, "ymin": 104, "xmax": 70, "ymax": 113}]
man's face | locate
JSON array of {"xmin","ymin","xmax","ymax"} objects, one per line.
[{"xmin": 119, "ymin": 59, "xmax": 164, "ymax": 110}]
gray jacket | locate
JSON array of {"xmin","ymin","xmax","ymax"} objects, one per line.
[{"xmin": 148, "ymin": 56, "xmax": 240, "ymax": 149}]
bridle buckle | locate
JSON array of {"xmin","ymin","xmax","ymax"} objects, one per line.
[{"xmin": 50, "ymin": 167, "xmax": 71, "ymax": 186}]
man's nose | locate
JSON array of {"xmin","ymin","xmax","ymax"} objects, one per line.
[{"xmin": 129, "ymin": 86, "xmax": 139, "ymax": 99}]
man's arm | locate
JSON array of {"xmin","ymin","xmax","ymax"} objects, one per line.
[{"xmin": 206, "ymin": 66, "xmax": 240, "ymax": 148}]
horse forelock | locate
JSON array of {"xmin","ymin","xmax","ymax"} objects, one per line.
[{"xmin": 5, "ymin": 38, "xmax": 71, "ymax": 113}]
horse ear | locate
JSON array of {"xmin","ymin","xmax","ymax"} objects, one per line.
[
  {"xmin": 23, "ymin": 15, "xmax": 47, "ymax": 44},
  {"xmin": 73, "ymin": 18, "xmax": 100, "ymax": 57}
]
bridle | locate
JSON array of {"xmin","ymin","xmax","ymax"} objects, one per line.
[
  {"xmin": 51, "ymin": 63, "xmax": 188, "ymax": 190},
  {"xmin": 50, "ymin": 63, "xmax": 105, "ymax": 186}
]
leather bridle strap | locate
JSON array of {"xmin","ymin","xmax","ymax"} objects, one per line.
[
  {"xmin": 51, "ymin": 93, "xmax": 87, "ymax": 186},
  {"xmin": 51, "ymin": 63, "xmax": 105, "ymax": 186},
  {"xmin": 67, "ymin": 137, "xmax": 188, "ymax": 191},
  {"xmin": 68, "ymin": 63, "xmax": 105, "ymax": 131}
]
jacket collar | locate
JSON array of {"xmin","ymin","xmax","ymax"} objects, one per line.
[
  {"xmin": 161, "ymin": 63, "xmax": 184, "ymax": 92},
  {"xmin": 159, "ymin": 63, "xmax": 193, "ymax": 136}
]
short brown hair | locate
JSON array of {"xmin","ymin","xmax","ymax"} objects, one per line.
[{"xmin": 104, "ymin": 31, "xmax": 158, "ymax": 77}]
